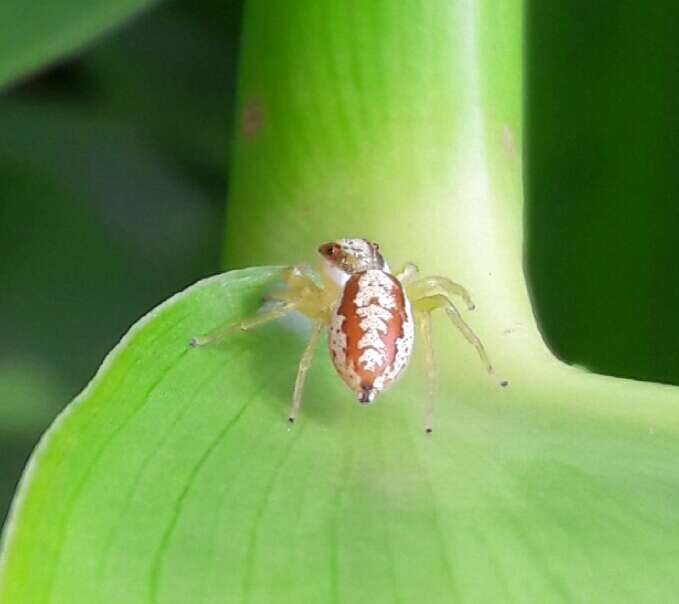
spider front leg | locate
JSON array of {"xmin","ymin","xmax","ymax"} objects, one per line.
[
  {"xmin": 189, "ymin": 301, "xmax": 298, "ymax": 347},
  {"xmin": 190, "ymin": 265, "xmax": 320, "ymax": 347},
  {"xmin": 190, "ymin": 265, "xmax": 330, "ymax": 425}
]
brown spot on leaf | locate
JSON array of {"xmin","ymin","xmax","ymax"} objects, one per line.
[
  {"xmin": 502, "ymin": 123, "xmax": 516, "ymax": 157},
  {"xmin": 242, "ymin": 98, "xmax": 265, "ymax": 138}
]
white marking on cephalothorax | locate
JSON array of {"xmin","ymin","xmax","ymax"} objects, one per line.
[{"xmin": 338, "ymin": 238, "xmax": 372, "ymax": 257}]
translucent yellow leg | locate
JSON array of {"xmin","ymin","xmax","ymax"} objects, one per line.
[
  {"xmin": 268, "ymin": 265, "xmax": 321, "ymax": 304},
  {"xmin": 394, "ymin": 262, "xmax": 419, "ymax": 284},
  {"xmin": 288, "ymin": 320, "xmax": 324, "ymax": 424},
  {"xmin": 413, "ymin": 292, "xmax": 502, "ymax": 433},
  {"xmin": 413, "ymin": 294, "xmax": 494, "ymax": 375},
  {"xmin": 189, "ymin": 302, "xmax": 298, "ymax": 348},
  {"xmin": 408, "ymin": 276, "xmax": 476, "ymax": 311},
  {"xmin": 190, "ymin": 264, "xmax": 332, "ymax": 424},
  {"xmin": 415, "ymin": 309, "xmax": 436, "ymax": 434},
  {"xmin": 190, "ymin": 264, "xmax": 326, "ymax": 348}
]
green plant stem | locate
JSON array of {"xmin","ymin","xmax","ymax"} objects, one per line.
[
  {"xmin": 226, "ymin": 0, "xmax": 525, "ymax": 304},
  {"xmin": 223, "ymin": 0, "xmax": 679, "ymax": 415},
  {"xmin": 224, "ymin": 0, "xmax": 537, "ymax": 371}
]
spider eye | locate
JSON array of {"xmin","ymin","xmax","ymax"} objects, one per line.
[
  {"xmin": 371, "ymin": 242, "xmax": 380, "ymax": 252},
  {"xmin": 319, "ymin": 242, "xmax": 341, "ymax": 258}
]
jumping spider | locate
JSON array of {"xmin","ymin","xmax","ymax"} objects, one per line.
[{"xmin": 191, "ymin": 238, "xmax": 505, "ymax": 433}]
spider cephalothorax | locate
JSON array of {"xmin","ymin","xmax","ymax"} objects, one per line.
[
  {"xmin": 192, "ymin": 238, "xmax": 501, "ymax": 433},
  {"xmin": 318, "ymin": 238, "xmax": 386, "ymax": 284}
]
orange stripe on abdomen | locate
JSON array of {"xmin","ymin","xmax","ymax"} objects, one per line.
[{"xmin": 329, "ymin": 270, "xmax": 413, "ymax": 398}]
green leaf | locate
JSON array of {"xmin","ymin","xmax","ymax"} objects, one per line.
[
  {"xmin": 217, "ymin": 0, "xmax": 679, "ymax": 599},
  {"xmin": 2, "ymin": 266, "xmax": 679, "ymax": 602},
  {"xmin": 4, "ymin": 0, "xmax": 679, "ymax": 601},
  {"xmin": 84, "ymin": 1, "xmax": 240, "ymax": 171},
  {"xmin": 0, "ymin": 98, "xmax": 222, "ymax": 385},
  {"xmin": 0, "ymin": 0, "xmax": 160, "ymax": 89},
  {"xmin": 0, "ymin": 96, "xmax": 222, "ymax": 522},
  {"xmin": 527, "ymin": 2, "xmax": 679, "ymax": 384}
]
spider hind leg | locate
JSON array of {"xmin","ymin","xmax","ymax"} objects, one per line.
[
  {"xmin": 413, "ymin": 293, "xmax": 494, "ymax": 375},
  {"xmin": 411, "ymin": 287, "xmax": 502, "ymax": 433}
]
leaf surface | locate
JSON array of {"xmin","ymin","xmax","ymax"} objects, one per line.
[
  {"xmin": 2, "ymin": 267, "xmax": 679, "ymax": 602},
  {"xmin": 0, "ymin": 0, "xmax": 159, "ymax": 88}
]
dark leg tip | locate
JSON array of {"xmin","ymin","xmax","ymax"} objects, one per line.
[
  {"xmin": 425, "ymin": 427, "xmax": 433, "ymax": 435},
  {"xmin": 500, "ymin": 380, "xmax": 509, "ymax": 388},
  {"xmin": 288, "ymin": 416, "xmax": 295, "ymax": 424},
  {"xmin": 189, "ymin": 338, "xmax": 198, "ymax": 348},
  {"xmin": 469, "ymin": 303, "xmax": 476, "ymax": 311}
]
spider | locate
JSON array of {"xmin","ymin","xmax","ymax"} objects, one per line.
[{"xmin": 191, "ymin": 238, "xmax": 504, "ymax": 433}]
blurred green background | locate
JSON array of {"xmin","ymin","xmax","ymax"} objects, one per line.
[{"xmin": 0, "ymin": 0, "xmax": 677, "ymax": 527}]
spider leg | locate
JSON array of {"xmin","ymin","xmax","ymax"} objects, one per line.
[
  {"xmin": 394, "ymin": 262, "xmax": 419, "ymax": 284},
  {"xmin": 189, "ymin": 301, "xmax": 298, "ymax": 347},
  {"xmin": 413, "ymin": 304, "xmax": 436, "ymax": 434},
  {"xmin": 266, "ymin": 265, "xmax": 321, "ymax": 301},
  {"xmin": 407, "ymin": 276, "xmax": 476, "ymax": 311},
  {"xmin": 411, "ymin": 292, "xmax": 498, "ymax": 433},
  {"xmin": 288, "ymin": 320, "xmax": 325, "ymax": 425},
  {"xmin": 190, "ymin": 264, "xmax": 323, "ymax": 347},
  {"xmin": 413, "ymin": 293, "xmax": 494, "ymax": 375},
  {"xmin": 190, "ymin": 265, "xmax": 332, "ymax": 424}
]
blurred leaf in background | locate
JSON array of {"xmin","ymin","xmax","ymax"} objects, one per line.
[
  {"xmin": 0, "ymin": 0, "xmax": 242, "ymax": 522},
  {"xmin": 0, "ymin": 0, "xmax": 160, "ymax": 88},
  {"xmin": 526, "ymin": 2, "xmax": 679, "ymax": 385}
]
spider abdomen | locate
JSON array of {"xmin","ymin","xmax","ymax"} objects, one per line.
[{"xmin": 329, "ymin": 269, "xmax": 414, "ymax": 403}]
